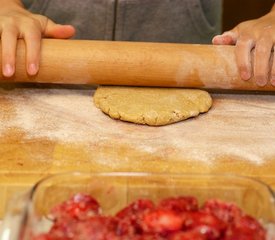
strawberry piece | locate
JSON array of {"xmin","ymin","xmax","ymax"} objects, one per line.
[
  {"xmin": 72, "ymin": 216, "xmax": 118, "ymax": 240},
  {"xmin": 50, "ymin": 193, "xmax": 100, "ymax": 221},
  {"xmin": 47, "ymin": 221, "xmax": 74, "ymax": 239},
  {"xmin": 116, "ymin": 199, "xmax": 155, "ymax": 236},
  {"xmin": 141, "ymin": 209, "xmax": 183, "ymax": 234},
  {"xmin": 131, "ymin": 234, "xmax": 166, "ymax": 240},
  {"xmin": 236, "ymin": 215, "xmax": 266, "ymax": 234},
  {"xmin": 180, "ymin": 211, "xmax": 225, "ymax": 239},
  {"xmin": 31, "ymin": 235, "xmax": 53, "ymax": 240},
  {"xmin": 225, "ymin": 226, "xmax": 264, "ymax": 240},
  {"xmin": 116, "ymin": 199, "xmax": 155, "ymax": 219},
  {"xmin": 225, "ymin": 215, "xmax": 266, "ymax": 240},
  {"xmin": 158, "ymin": 196, "xmax": 198, "ymax": 212},
  {"xmin": 202, "ymin": 199, "xmax": 243, "ymax": 224},
  {"xmin": 193, "ymin": 225, "xmax": 222, "ymax": 239},
  {"xmin": 169, "ymin": 230, "xmax": 207, "ymax": 240},
  {"xmin": 44, "ymin": 216, "xmax": 118, "ymax": 240},
  {"xmin": 182, "ymin": 211, "xmax": 225, "ymax": 228},
  {"xmin": 115, "ymin": 216, "xmax": 137, "ymax": 237}
]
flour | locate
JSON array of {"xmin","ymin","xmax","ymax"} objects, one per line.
[
  {"xmin": 0, "ymin": 88, "xmax": 275, "ymax": 165},
  {"xmin": 1, "ymin": 88, "xmax": 103, "ymax": 142},
  {"xmin": 175, "ymin": 45, "xmax": 238, "ymax": 89}
]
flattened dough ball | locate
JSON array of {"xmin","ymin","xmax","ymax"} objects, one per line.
[{"xmin": 93, "ymin": 86, "xmax": 212, "ymax": 126}]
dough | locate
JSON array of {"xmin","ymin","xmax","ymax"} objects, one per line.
[{"xmin": 93, "ymin": 86, "xmax": 212, "ymax": 126}]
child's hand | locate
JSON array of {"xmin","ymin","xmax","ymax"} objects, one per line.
[
  {"xmin": 212, "ymin": 6, "xmax": 275, "ymax": 87},
  {"xmin": 0, "ymin": 1, "xmax": 75, "ymax": 77}
]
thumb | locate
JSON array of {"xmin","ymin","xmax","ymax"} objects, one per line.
[
  {"xmin": 43, "ymin": 19, "xmax": 75, "ymax": 39},
  {"xmin": 212, "ymin": 29, "xmax": 238, "ymax": 45}
]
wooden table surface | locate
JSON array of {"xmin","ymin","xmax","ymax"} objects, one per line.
[{"xmin": 0, "ymin": 85, "xmax": 275, "ymax": 216}]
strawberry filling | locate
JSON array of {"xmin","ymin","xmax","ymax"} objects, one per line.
[{"xmin": 33, "ymin": 194, "xmax": 266, "ymax": 240}]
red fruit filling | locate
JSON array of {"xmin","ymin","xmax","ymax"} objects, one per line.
[{"xmin": 32, "ymin": 194, "xmax": 267, "ymax": 240}]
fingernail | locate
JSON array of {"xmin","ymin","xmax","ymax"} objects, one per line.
[
  {"xmin": 240, "ymin": 71, "xmax": 251, "ymax": 80},
  {"xmin": 271, "ymin": 76, "xmax": 275, "ymax": 86},
  {"xmin": 256, "ymin": 77, "xmax": 267, "ymax": 87},
  {"xmin": 28, "ymin": 63, "xmax": 38, "ymax": 75},
  {"xmin": 3, "ymin": 64, "xmax": 14, "ymax": 77},
  {"xmin": 212, "ymin": 35, "xmax": 223, "ymax": 44}
]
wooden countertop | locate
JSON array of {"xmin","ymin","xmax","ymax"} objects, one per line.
[{"xmin": 0, "ymin": 86, "xmax": 275, "ymax": 216}]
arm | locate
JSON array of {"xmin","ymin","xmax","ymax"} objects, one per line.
[
  {"xmin": 0, "ymin": 0, "xmax": 75, "ymax": 77},
  {"xmin": 212, "ymin": 4, "xmax": 275, "ymax": 87}
]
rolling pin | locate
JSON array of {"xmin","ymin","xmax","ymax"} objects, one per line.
[{"xmin": 0, "ymin": 39, "xmax": 274, "ymax": 91}]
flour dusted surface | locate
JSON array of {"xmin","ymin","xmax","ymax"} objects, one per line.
[{"xmin": 0, "ymin": 88, "xmax": 275, "ymax": 165}]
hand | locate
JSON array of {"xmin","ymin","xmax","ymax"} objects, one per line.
[
  {"xmin": 212, "ymin": 6, "xmax": 275, "ymax": 87},
  {"xmin": 0, "ymin": 1, "xmax": 75, "ymax": 77}
]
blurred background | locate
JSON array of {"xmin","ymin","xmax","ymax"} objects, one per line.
[{"xmin": 223, "ymin": 0, "xmax": 274, "ymax": 31}]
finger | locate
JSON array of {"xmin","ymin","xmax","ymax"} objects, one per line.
[
  {"xmin": 23, "ymin": 29, "xmax": 41, "ymax": 75},
  {"xmin": 270, "ymin": 47, "xmax": 275, "ymax": 86},
  {"xmin": 253, "ymin": 39, "xmax": 273, "ymax": 87},
  {"xmin": 212, "ymin": 31, "xmax": 238, "ymax": 45},
  {"xmin": 235, "ymin": 37, "xmax": 255, "ymax": 81},
  {"xmin": 43, "ymin": 19, "xmax": 75, "ymax": 39},
  {"xmin": 1, "ymin": 27, "xmax": 18, "ymax": 77}
]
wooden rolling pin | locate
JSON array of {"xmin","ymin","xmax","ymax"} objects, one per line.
[{"xmin": 0, "ymin": 39, "xmax": 274, "ymax": 91}]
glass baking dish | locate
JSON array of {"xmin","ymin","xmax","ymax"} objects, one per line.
[{"xmin": 1, "ymin": 172, "xmax": 275, "ymax": 240}]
